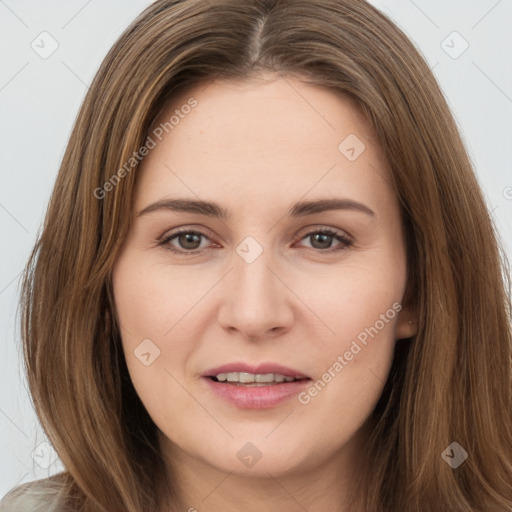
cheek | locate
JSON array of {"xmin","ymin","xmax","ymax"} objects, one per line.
[
  {"xmin": 306, "ymin": 253, "xmax": 405, "ymax": 348},
  {"xmin": 111, "ymin": 255, "xmax": 209, "ymax": 439},
  {"xmin": 112, "ymin": 253, "xmax": 204, "ymax": 340},
  {"xmin": 111, "ymin": 255, "xmax": 199, "ymax": 391},
  {"xmin": 296, "ymin": 246, "xmax": 406, "ymax": 407}
]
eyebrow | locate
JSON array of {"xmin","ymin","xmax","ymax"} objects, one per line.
[{"xmin": 137, "ymin": 197, "xmax": 376, "ymax": 219}]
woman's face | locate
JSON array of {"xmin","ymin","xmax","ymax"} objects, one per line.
[{"xmin": 112, "ymin": 73, "xmax": 417, "ymax": 480}]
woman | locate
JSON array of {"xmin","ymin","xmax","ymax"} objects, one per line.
[{"xmin": 1, "ymin": 0, "xmax": 511, "ymax": 511}]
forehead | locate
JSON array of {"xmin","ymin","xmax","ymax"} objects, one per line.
[{"xmin": 135, "ymin": 75, "xmax": 393, "ymax": 212}]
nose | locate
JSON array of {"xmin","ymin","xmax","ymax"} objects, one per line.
[{"xmin": 217, "ymin": 246, "xmax": 294, "ymax": 341}]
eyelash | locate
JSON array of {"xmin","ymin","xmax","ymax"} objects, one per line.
[{"xmin": 158, "ymin": 227, "xmax": 353, "ymax": 255}]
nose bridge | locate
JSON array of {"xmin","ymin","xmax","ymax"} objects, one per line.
[
  {"xmin": 233, "ymin": 235, "xmax": 280, "ymax": 308},
  {"xmin": 237, "ymin": 246, "xmax": 273, "ymax": 295},
  {"xmin": 218, "ymin": 234, "xmax": 293, "ymax": 338}
]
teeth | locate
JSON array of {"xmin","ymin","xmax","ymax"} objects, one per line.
[
  {"xmin": 214, "ymin": 372, "xmax": 299, "ymax": 384},
  {"xmin": 238, "ymin": 372, "xmax": 254, "ymax": 383},
  {"xmin": 255, "ymin": 373, "xmax": 274, "ymax": 383}
]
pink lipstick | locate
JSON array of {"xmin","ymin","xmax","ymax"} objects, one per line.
[{"xmin": 201, "ymin": 362, "xmax": 311, "ymax": 409}]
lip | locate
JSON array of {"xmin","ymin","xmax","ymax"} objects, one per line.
[
  {"xmin": 202, "ymin": 362, "xmax": 310, "ymax": 379},
  {"xmin": 203, "ymin": 378, "xmax": 310, "ymax": 409},
  {"xmin": 201, "ymin": 361, "xmax": 311, "ymax": 409}
]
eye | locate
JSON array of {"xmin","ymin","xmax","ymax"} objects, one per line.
[
  {"xmin": 295, "ymin": 228, "xmax": 353, "ymax": 252},
  {"xmin": 158, "ymin": 227, "xmax": 352, "ymax": 255},
  {"xmin": 159, "ymin": 229, "xmax": 212, "ymax": 254}
]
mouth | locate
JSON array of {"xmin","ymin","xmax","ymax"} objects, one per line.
[
  {"xmin": 202, "ymin": 363, "xmax": 312, "ymax": 409},
  {"xmin": 207, "ymin": 372, "xmax": 309, "ymax": 386},
  {"xmin": 203, "ymin": 362, "xmax": 310, "ymax": 381}
]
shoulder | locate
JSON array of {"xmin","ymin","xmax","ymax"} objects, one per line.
[{"xmin": 0, "ymin": 477, "xmax": 67, "ymax": 512}]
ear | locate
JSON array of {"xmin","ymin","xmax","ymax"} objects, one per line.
[
  {"xmin": 394, "ymin": 304, "xmax": 418, "ymax": 340},
  {"xmin": 394, "ymin": 266, "xmax": 418, "ymax": 340}
]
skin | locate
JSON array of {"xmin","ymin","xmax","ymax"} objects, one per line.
[{"xmin": 112, "ymin": 72, "xmax": 417, "ymax": 512}]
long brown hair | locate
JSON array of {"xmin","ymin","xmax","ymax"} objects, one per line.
[{"xmin": 5, "ymin": 0, "xmax": 512, "ymax": 510}]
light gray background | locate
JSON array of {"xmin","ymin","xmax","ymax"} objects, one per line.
[{"xmin": 1, "ymin": 0, "xmax": 511, "ymax": 498}]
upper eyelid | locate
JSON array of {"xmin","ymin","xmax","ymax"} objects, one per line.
[
  {"xmin": 161, "ymin": 224, "xmax": 351, "ymax": 238},
  {"xmin": 160, "ymin": 226, "xmax": 216, "ymax": 243},
  {"xmin": 160, "ymin": 225, "xmax": 352, "ymax": 248}
]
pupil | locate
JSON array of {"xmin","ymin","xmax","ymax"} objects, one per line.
[
  {"xmin": 177, "ymin": 233, "xmax": 333, "ymax": 250},
  {"xmin": 180, "ymin": 233, "xmax": 200, "ymax": 249},
  {"xmin": 312, "ymin": 233, "xmax": 331, "ymax": 249}
]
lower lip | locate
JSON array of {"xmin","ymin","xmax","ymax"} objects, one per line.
[{"xmin": 203, "ymin": 377, "xmax": 310, "ymax": 409}]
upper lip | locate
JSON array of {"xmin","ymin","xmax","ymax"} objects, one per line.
[{"xmin": 202, "ymin": 362, "xmax": 310, "ymax": 379}]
